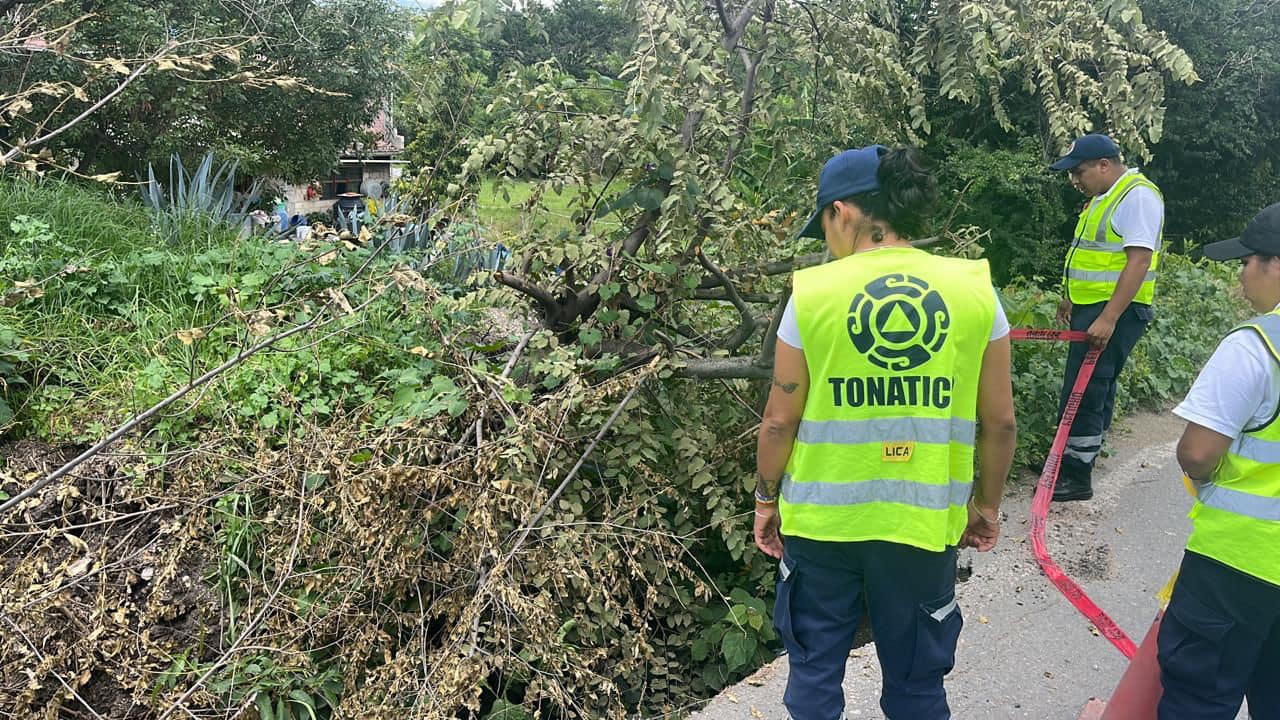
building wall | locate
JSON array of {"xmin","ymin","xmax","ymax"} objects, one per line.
[{"xmin": 277, "ymin": 162, "xmax": 406, "ymax": 218}]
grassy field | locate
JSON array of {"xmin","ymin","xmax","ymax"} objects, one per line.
[{"xmin": 474, "ymin": 177, "xmax": 621, "ymax": 240}]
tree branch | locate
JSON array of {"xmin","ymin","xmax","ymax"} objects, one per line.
[
  {"xmin": 501, "ymin": 367, "xmax": 651, "ymax": 557},
  {"xmin": 713, "ymin": 0, "xmax": 732, "ymax": 35},
  {"xmin": 692, "ymin": 289, "xmax": 778, "ymax": 303},
  {"xmin": 722, "ymin": 0, "xmax": 773, "ymax": 176},
  {"xmin": 2, "ymin": 51, "xmax": 159, "ymax": 164},
  {"xmin": 0, "ymin": 0, "xmax": 40, "ymax": 14},
  {"xmin": 495, "ymin": 271, "xmax": 560, "ymax": 324},
  {"xmin": 725, "ymin": 0, "xmax": 762, "ymax": 51},
  {"xmin": 1, "ymin": 238, "xmax": 395, "ymax": 516},
  {"xmin": 621, "ymin": 205, "xmax": 662, "ymax": 258},
  {"xmin": 697, "ymin": 251, "xmax": 827, "ymax": 288},
  {"xmin": 578, "ymin": 184, "xmax": 670, "ymax": 321},
  {"xmin": 696, "ymin": 235, "xmax": 942, "ymax": 289},
  {"xmin": 681, "ymin": 109, "xmax": 704, "ymax": 149},
  {"xmin": 1, "ymin": 614, "xmax": 106, "ymax": 720},
  {"xmin": 757, "ymin": 283, "xmax": 791, "ymax": 370},
  {"xmin": 696, "ymin": 246, "xmax": 757, "ymax": 351},
  {"xmin": 722, "ymin": 50, "xmax": 763, "ymax": 176},
  {"xmin": 673, "ymin": 356, "xmax": 771, "ymax": 379}
]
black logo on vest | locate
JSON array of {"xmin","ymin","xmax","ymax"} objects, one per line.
[{"xmin": 847, "ymin": 274, "xmax": 950, "ymax": 371}]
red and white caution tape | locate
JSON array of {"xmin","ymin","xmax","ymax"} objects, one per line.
[{"xmin": 1011, "ymin": 327, "xmax": 1138, "ymax": 659}]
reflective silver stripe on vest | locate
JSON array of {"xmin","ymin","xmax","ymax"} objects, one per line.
[
  {"xmin": 1071, "ymin": 238, "xmax": 1125, "ymax": 252},
  {"xmin": 1090, "ymin": 190, "xmax": 1121, "ymax": 243},
  {"xmin": 1233, "ymin": 435, "xmax": 1280, "ymax": 464},
  {"xmin": 1200, "ymin": 312, "xmax": 1280, "ymax": 522},
  {"xmin": 781, "ymin": 475, "xmax": 972, "ymax": 510},
  {"xmin": 1065, "ymin": 268, "xmax": 1157, "ymax": 283},
  {"xmin": 1197, "ymin": 483, "xmax": 1280, "ymax": 522},
  {"xmin": 1094, "ymin": 179, "xmax": 1160, "ymax": 243},
  {"xmin": 796, "ymin": 417, "xmax": 976, "ymax": 447},
  {"xmin": 929, "ymin": 597, "xmax": 959, "ymax": 621},
  {"xmin": 1072, "ymin": 238, "xmax": 1165, "ymax": 253},
  {"xmin": 1071, "ymin": 178, "xmax": 1163, "ymax": 252},
  {"xmin": 1244, "ymin": 313, "xmax": 1280, "ymax": 361}
]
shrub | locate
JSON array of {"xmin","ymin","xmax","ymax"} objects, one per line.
[
  {"xmin": 141, "ymin": 152, "xmax": 264, "ymax": 244},
  {"xmin": 1001, "ymin": 252, "xmax": 1245, "ymax": 464},
  {"xmin": 935, "ymin": 138, "xmax": 1075, "ymax": 286}
]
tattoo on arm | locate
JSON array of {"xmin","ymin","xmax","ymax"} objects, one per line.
[{"xmin": 772, "ymin": 378, "xmax": 799, "ymax": 394}]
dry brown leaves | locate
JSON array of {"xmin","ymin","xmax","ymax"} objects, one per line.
[{"xmin": 2, "ymin": 341, "xmax": 731, "ymax": 719}]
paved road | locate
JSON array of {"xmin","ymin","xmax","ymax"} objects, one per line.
[{"xmin": 690, "ymin": 412, "xmax": 1251, "ymax": 719}]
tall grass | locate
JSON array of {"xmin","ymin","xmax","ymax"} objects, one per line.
[
  {"xmin": 0, "ymin": 176, "xmax": 345, "ymax": 439},
  {"xmin": 0, "ymin": 173, "xmax": 489, "ymax": 443}
]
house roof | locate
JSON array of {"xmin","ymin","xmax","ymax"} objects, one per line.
[
  {"xmin": 337, "ymin": 104, "xmax": 405, "ymax": 160},
  {"xmin": 367, "ymin": 106, "xmax": 405, "ymax": 153}
]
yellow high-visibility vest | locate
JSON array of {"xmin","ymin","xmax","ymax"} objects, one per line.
[
  {"xmin": 781, "ymin": 247, "xmax": 995, "ymax": 551},
  {"xmin": 1064, "ymin": 171, "xmax": 1162, "ymax": 305},
  {"xmin": 1187, "ymin": 311, "xmax": 1280, "ymax": 587}
]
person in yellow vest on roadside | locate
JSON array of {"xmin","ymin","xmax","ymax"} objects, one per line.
[
  {"xmin": 1158, "ymin": 202, "xmax": 1280, "ymax": 719},
  {"xmin": 1046, "ymin": 133, "xmax": 1164, "ymax": 501},
  {"xmin": 753, "ymin": 145, "xmax": 1018, "ymax": 720}
]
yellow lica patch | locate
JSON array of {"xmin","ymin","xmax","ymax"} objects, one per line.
[{"xmin": 882, "ymin": 441, "xmax": 915, "ymax": 462}]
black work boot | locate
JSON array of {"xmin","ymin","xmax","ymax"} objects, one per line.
[{"xmin": 1051, "ymin": 473, "xmax": 1093, "ymax": 502}]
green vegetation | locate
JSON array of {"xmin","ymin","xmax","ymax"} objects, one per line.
[
  {"xmin": 0, "ymin": 174, "xmax": 1246, "ymax": 719},
  {"xmin": 4, "ymin": 0, "xmax": 1280, "ymax": 717},
  {"xmin": 1001, "ymin": 253, "xmax": 1246, "ymax": 465},
  {"xmin": 475, "ymin": 177, "xmax": 626, "ymax": 239},
  {"xmin": 0, "ymin": 176, "xmax": 510, "ymax": 717},
  {"xmin": 476, "ymin": 177, "xmax": 579, "ymax": 237},
  {"xmin": 3, "ymin": 0, "xmax": 403, "ymax": 181}
]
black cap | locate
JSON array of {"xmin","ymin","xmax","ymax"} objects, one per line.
[
  {"xmin": 798, "ymin": 145, "xmax": 887, "ymax": 240},
  {"xmin": 1049, "ymin": 134, "xmax": 1121, "ymax": 171},
  {"xmin": 1203, "ymin": 203, "xmax": 1280, "ymax": 260}
]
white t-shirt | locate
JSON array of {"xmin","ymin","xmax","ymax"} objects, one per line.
[
  {"xmin": 776, "ymin": 287, "xmax": 1010, "ymax": 349},
  {"xmin": 1091, "ymin": 168, "xmax": 1164, "ymax": 251},
  {"xmin": 1173, "ymin": 323, "xmax": 1280, "ymax": 438}
]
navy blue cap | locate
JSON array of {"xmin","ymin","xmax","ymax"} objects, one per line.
[
  {"xmin": 1203, "ymin": 202, "xmax": 1280, "ymax": 260},
  {"xmin": 1049, "ymin": 134, "xmax": 1121, "ymax": 171},
  {"xmin": 798, "ymin": 145, "xmax": 886, "ymax": 240}
]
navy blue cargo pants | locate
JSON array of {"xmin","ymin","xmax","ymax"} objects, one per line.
[
  {"xmin": 1157, "ymin": 550, "xmax": 1280, "ymax": 719},
  {"xmin": 1058, "ymin": 301, "xmax": 1153, "ymax": 485},
  {"xmin": 774, "ymin": 537, "xmax": 961, "ymax": 720}
]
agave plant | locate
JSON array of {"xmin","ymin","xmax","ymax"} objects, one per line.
[
  {"xmin": 316, "ymin": 191, "xmax": 508, "ymax": 288},
  {"xmin": 368, "ymin": 194, "xmax": 426, "ymax": 253},
  {"xmin": 422, "ymin": 219, "xmax": 509, "ymax": 289},
  {"xmin": 141, "ymin": 152, "xmax": 263, "ymax": 243}
]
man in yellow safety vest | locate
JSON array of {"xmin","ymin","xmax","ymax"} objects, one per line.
[{"xmin": 1048, "ymin": 133, "xmax": 1163, "ymax": 501}]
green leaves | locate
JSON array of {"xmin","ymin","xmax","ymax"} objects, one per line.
[
  {"xmin": 288, "ymin": 689, "xmax": 318, "ymax": 720},
  {"xmin": 201, "ymin": 656, "xmax": 341, "ymax": 720},
  {"xmin": 387, "ymin": 371, "xmax": 470, "ymax": 423},
  {"xmin": 720, "ymin": 630, "xmax": 757, "ymax": 671},
  {"xmin": 694, "ymin": 586, "xmax": 778, "ymax": 681},
  {"xmin": 37, "ymin": 0, "xmax": 401, "ymax": 179},
  {"xmin": 485, "ymin": 699, "xmax": 534, "ymax": 720},
  {"xmin": 0, "ymin": 324, "xmax": 28, "ymax": 433}
]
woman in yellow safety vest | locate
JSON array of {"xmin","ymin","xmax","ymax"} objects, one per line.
[
  {"xmin": 1159, "ymin": 202, "xmax": 1280, "ymax": 719},
  {"xmin": 753, "ymin": 145, "xmax": 1017, "ymax": 720}
]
